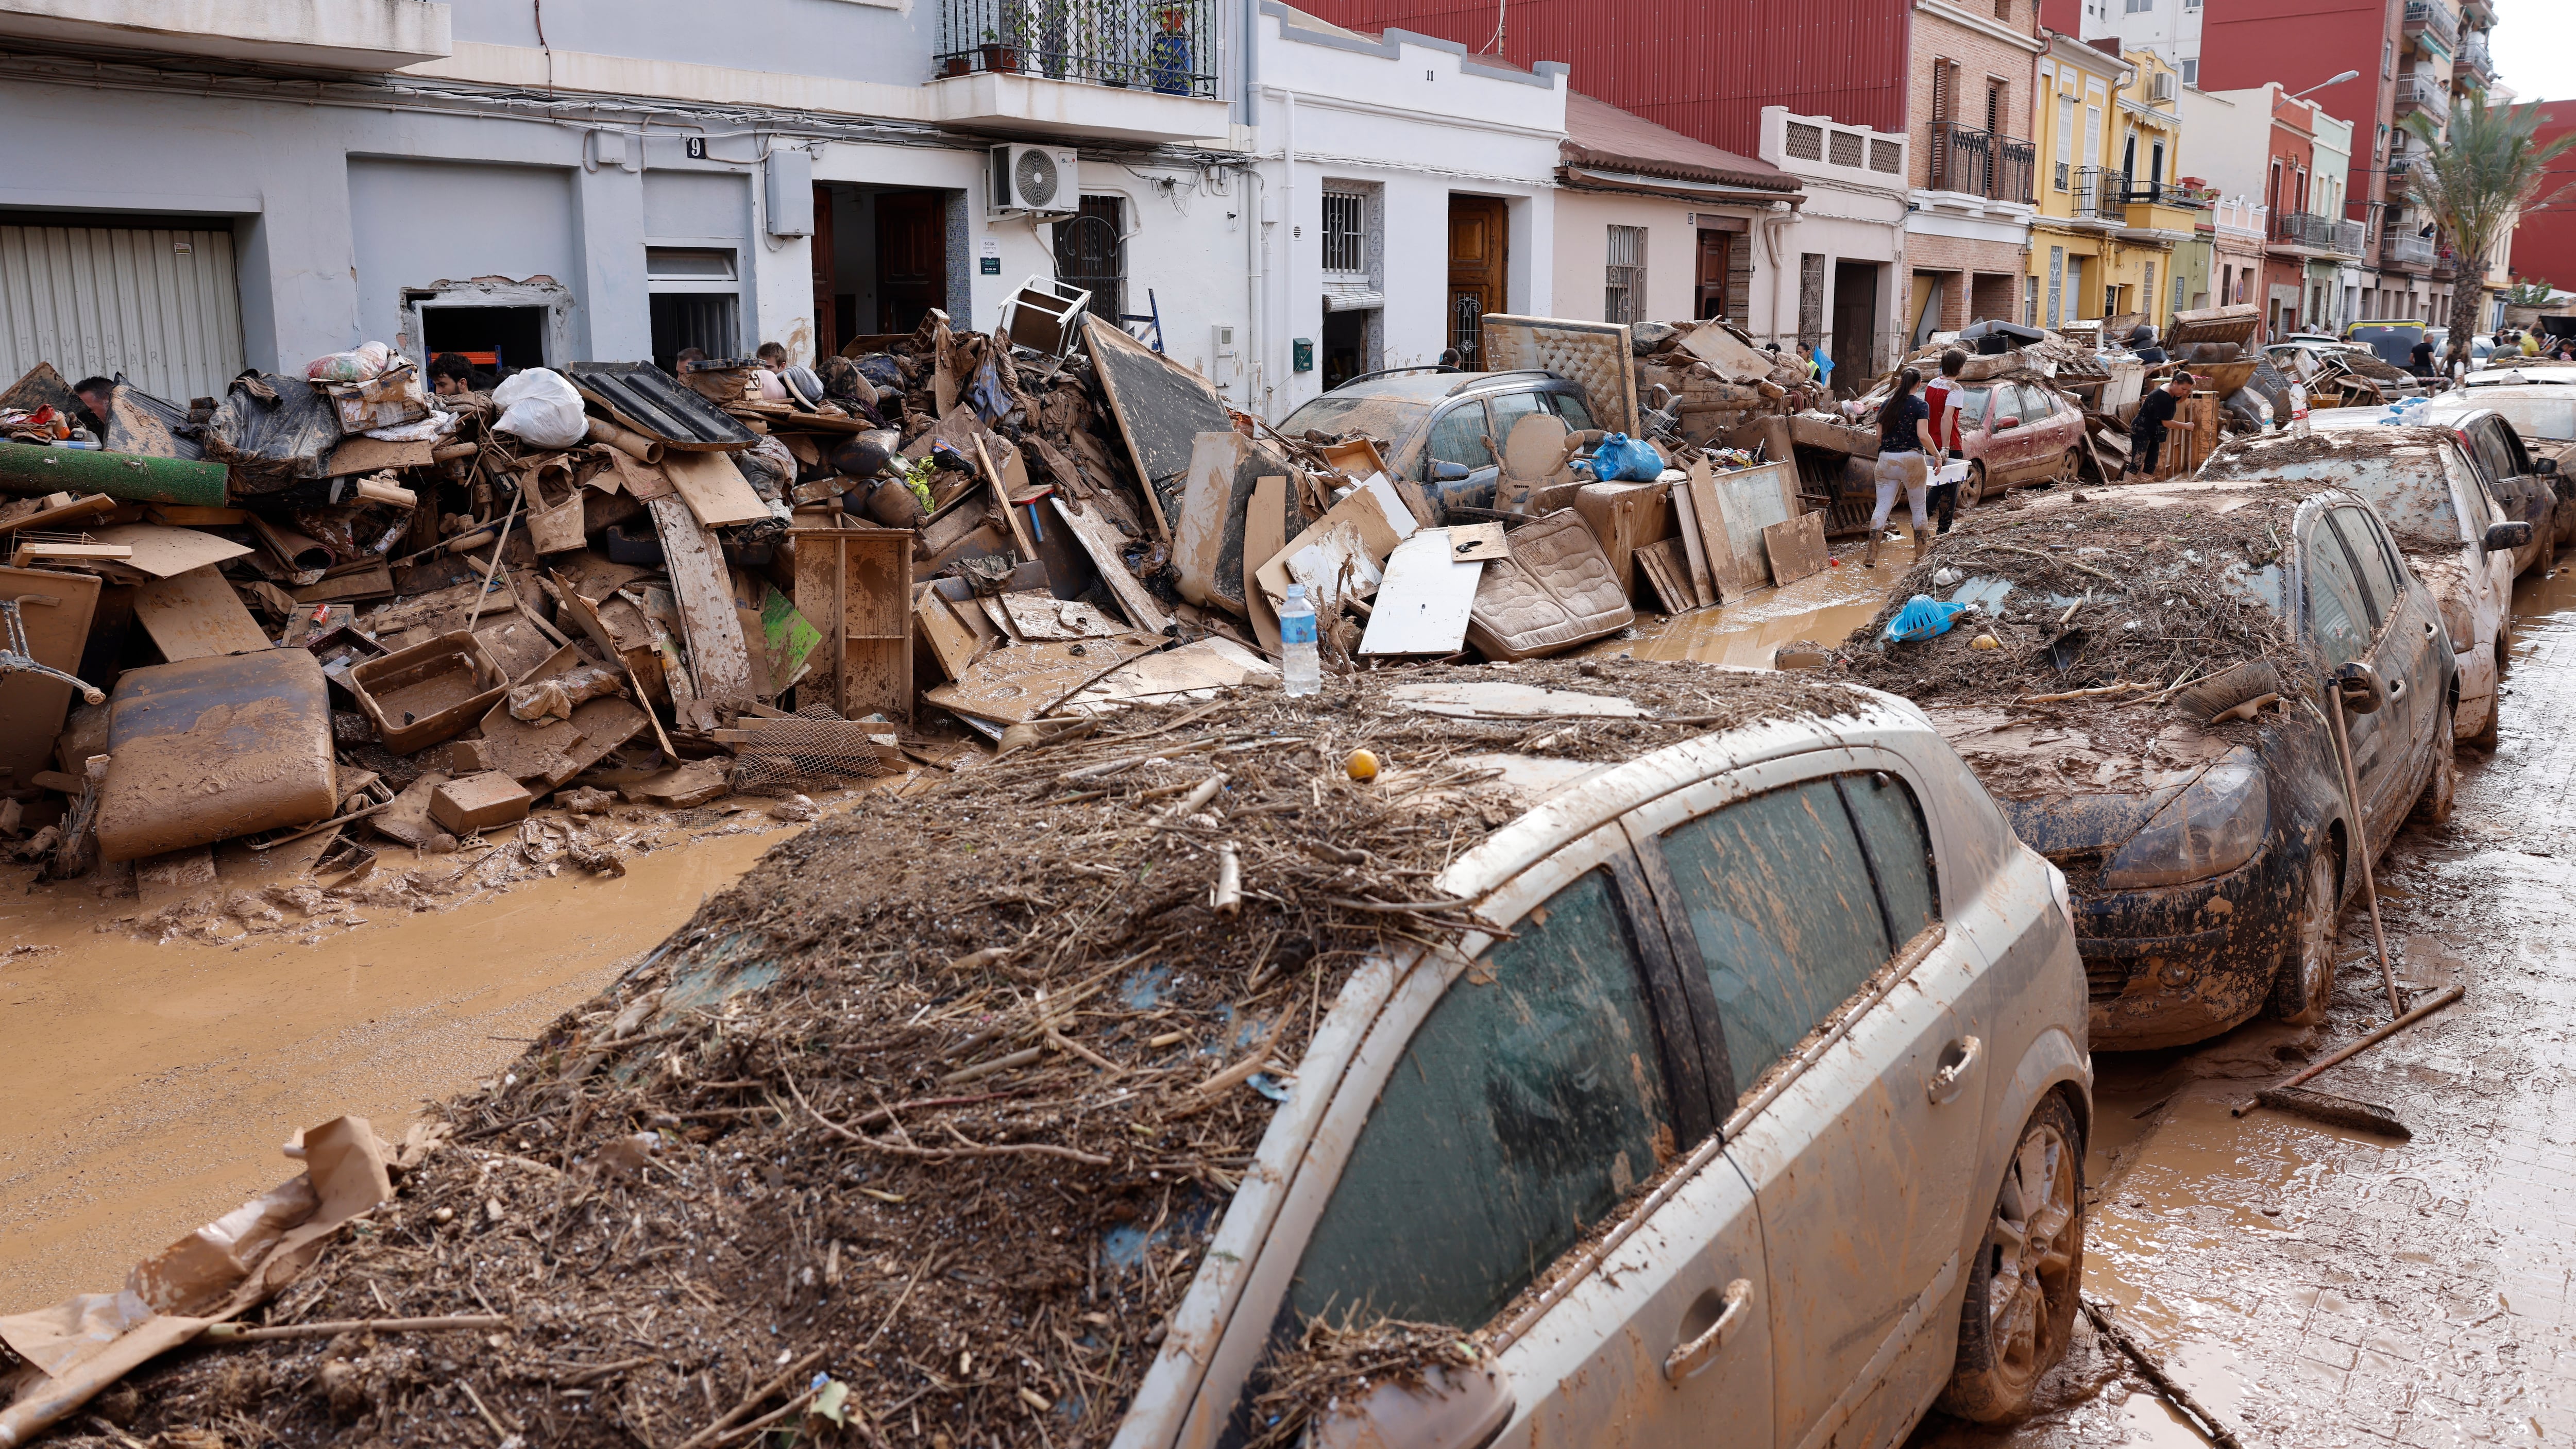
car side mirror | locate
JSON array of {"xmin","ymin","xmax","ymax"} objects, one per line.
[
  {"xmin": 1993, "ymin": 416, "xmax": 2022, "ymax": 431},
  {"xmin": 2485, "ymin": 520, "xmax": 2533, "ymax": 552},
  {"xmin": 1430, "ymin": 461, "xmax": 1473, "ymax": 483},
  {"xmin": 2535, "ymin": 457, "xmax": 2558, "ymax": 476},
  {"xmin": 1313, "ymin": 1364, "xmax": 1515, "ymax": 1449},
  {"xmin": 2334, "ymin": 661, "xmax": 2386, "ymax": 715}
]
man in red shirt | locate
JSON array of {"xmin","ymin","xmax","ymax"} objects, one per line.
[{"xmin": 1919, "ymin": 349, "xmax": 1969, "ymax": 534}]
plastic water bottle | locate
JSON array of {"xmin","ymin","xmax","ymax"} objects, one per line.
[
  {"xmin": 2290, "ymin": 383, "xmax": 2311, "ymax": 436},
  {"xmin": 1279, "ymin": 584, "xmax": 1320, "ymax": 697}
]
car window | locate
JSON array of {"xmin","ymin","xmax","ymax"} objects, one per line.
[
  {"xmin": 1658, "ymin": 778, "xmax": 1894, "ymax": 1099},
  {"xmin": 1953, "ymin": 386, "xmax": 1996, "ymax": 427},
  {"xmin": 1488, "ymin": 390, "xmax": 1546, "ymax": 441},
  {"xmin": 1290, "ymin": 867, "xmax": 1676, "ymax": 1330},
  {"xmin": 2304, "ymin": 517, "xmax": 2376, "ymax": 668},
  {"xmin": 1548, "ymin": 392, "xmax": 1597, "ymax": 430},
  {"xmin": 2478, "ymin": 397, "xmax": 2576, "ymax": 441},
  {"xmin": 1280, "ymin": 393, "xmax": 1433, "ymax": 445},
  {"xmin": 1421, "ymin": 401, "xmax": 1496, "ymax": 478},
  {"xmin": 2330, "ymin": 508, "xmax": 2405, "ymax": 625},
  {"xmin": 2472, "ymin": 423, "xmax": 2519, "ymax": 481},
  {"xmin": 1839, "ymin": 772, "xmax": 1940, "ymax": 942}
]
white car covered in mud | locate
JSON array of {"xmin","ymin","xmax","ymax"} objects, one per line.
[
  {"xmin": 1120, "ymin": 683, "xmax": 2091, "ymax": 1449},
  {"xmin": 2201, "ymin": 422, "xmax": 2523, "ymax": 747}
]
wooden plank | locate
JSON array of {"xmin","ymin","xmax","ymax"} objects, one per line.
[
  {"xmin": 291, "ymin": 560, "xmax": 394, "ymax": 605},
  {"xmin": 132, "ymin": 565, "xmax": 272, "ymax": 661},
  {"xmin": 999, "ymin": 593, "xmax": 1126, "ymax": 640},
  {"xmin": 914, "ymin": 586, "xmax": 985, "ymax": 681},
  {"xmin": 923, "ymin": 635, "xmax": 1162, "ymax": 724},
  {"xmin": 1358, "ymin": 529, "xmax": 1485, "ymax": 656},
  {"xmin": 1242, "ymin": 476, "xmax": 1289, "ymax": 655},
  {"xmin": 0, "ymin": 493, "xmax": 115, "ymax": 537},
  {"xmin": 1684, "ymin": 462, "xmax": 1755, "ymax": 602},
  {"xmin": 324, "ymin": 435, "xmax": 435, "ymax": 477},
  {"xmin": 1665, "ymin": 479, "xmax": 1716, "ymax": 609},
  {"xmin": 84, "ymin": 524, "xmax": 249, "ymax": 579},
  {"xmin": 1761, "ymin": 512, "xmax": 1828, "ymax": 588},
  {"xmin": 1050, "ymin": 497, "xmax": 1173, "ymax": 635},
  {"xmin": 643, "ymin": 495, "xmax": 754, "ymax": 707},
  {"xmin": 657, "ymin": 450, "xmax": 771, "ymax": 528},
  {"xmin": 1635, "ymin": 538, "xmax": 1700, "ymax": 614}
]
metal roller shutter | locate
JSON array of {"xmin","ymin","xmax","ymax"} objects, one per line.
[{"xmin": 0, "ymin": 223, "xmax": 246, "ymax": 402}]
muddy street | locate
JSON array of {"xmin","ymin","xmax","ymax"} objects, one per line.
[{"xmin": 1912, "ymin": 559, "xmax": 2576, "ymax": 1446}]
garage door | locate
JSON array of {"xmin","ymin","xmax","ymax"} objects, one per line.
[{"xmin": 0, "ymin": 223, "xmax": 246, "ymax": 402}]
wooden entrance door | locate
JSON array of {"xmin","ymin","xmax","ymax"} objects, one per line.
[
  {"xmin": 1696, "ymin": 231, "xmax": 1733, "ymax": 319},
  {"xmin": 1447, "ymin": 195, "xmax": 1509, "ymax": 367},
  {"xmin": 874, "ymin": 191, "xmax": 947, "ymax": 334}
]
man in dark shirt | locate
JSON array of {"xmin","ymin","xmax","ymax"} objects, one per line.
[
  {"xmin": 2131, "ymin": 372, "xmax": 2192, "ymax": 479},
  {"xmin": 2409, "ymin": 338, "xmax": 2436, "ymax": 377}
]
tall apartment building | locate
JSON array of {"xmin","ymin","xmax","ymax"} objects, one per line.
[{"xmin": 2050, "ymin": 0, "xmax": 2207, "ymax": 85}]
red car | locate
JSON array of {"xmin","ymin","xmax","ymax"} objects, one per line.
[{"xmin": 1939, "ymin": 379, "xmax": 2088, "ymax": 503}]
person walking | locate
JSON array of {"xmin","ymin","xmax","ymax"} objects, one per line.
[
  {"xmin": 1921, "ymin": 348, "xmax": 1969, "ymax": 534},
  {"xmin": 1866, "ymin": 367, "xmax": 1936, "ymax": 569},
  {"xmin": 2131, "ymin": 372, "xmax": 2194, "ymax": 479}
]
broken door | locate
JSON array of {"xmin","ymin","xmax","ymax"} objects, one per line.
[
  {"xmin": 1447, "ymin": 196, "xmax": 1510, "ymax": 368},
  {"xmin": 1696, "ymin": 229, "xmax": 1735, "ymax": 321},
  {"xmin": 1831, "ymin": 260, "xmax": 1879, "ymax": 390},
  {"xmin": 875, "ymin": 191, "xmax": 948, "ymax": 334}
]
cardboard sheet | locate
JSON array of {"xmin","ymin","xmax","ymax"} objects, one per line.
[
  {"xmin": 1253, "ymin": 474, "xmax": 1417, "ymax": 610},
  {"xmin": 657, "ymin": 450, "xmax": 771, "ymax": 528},
  {"xmin": 132, "ymin": 565, "xmax": 271, "ymax": 661},
  {"xmin": 1359, "ymin": 528, "xmax": 1486, "ymax": 656},
  {"xmin": 922, "ymin": 634, "xmax": 1163, "ymax": 724},
  {"xmin": 1064, "ymin": 636, "xmax": 1277, "ymax": 712},
  {"xmin": 645, "ymin": 496, "xmax": 755, "ymax": 706},
  {"xmin": 84, "ymin": 524, "xmax": 250, "ymax": 580}
]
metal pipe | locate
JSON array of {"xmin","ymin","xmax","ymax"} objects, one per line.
[{"xmin": 0, "ymin": 442, "xmax": 228, "ymax": 507}]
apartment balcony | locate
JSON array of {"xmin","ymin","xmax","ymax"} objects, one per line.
[
  {"xmin": 2403, "ymin": 0, "xmax": 2458, "ymax": 55},
  {"xmin": 2336, "ymin": 219, "xmax": 2367, "ymax": 256},
  {"xmin": 2073, "ymin": 166, "xmax": 2128, "ymax": 222},
  {"xmin": 2124, "ymin": 178, "xmax": 2211, "ymax": 210},
  {"xmin": 0, "ymin": 0, "xmax": 449, "ymax": 69},
  {"xmin": 931, "ymin": 0, "xmax": 1234, "ymax": 141},
  {"xmin": 2460, "ymin": 38, "xmax": 2494, "ymax": 84},
  {"xmin": 2384, "ymin": 230, "xmax": 2438, "ymax": 269},
  {"xmin": 2460, "ymin": 0, "xmax": 2496, "ymax": 28},
  {"xmin": 2394, "ymin": 72, "xmax": 2449, "ymax": 121},
  {"xmin": 2272, "ymin": 210, "xmax": 2344, "ymax": 251},
  {"xmin": 1928, "ymin": 122, "xmax": 2037, "ymax": 205}
]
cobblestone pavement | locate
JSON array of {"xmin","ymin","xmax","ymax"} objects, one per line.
[{"xmin": 1914, "ymin": 562, "xmax": 2576, "ymax": 1448}]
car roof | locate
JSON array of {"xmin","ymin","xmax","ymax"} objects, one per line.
[{"xmin": 2465, "ymin": 367, "xmax": 2576, "ymax": 388}]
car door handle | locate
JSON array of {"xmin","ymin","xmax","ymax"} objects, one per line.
[
  {"xmin": 1663, "ymin": 1278, "xmax": 1754, "ymax": 1385},
  {"xmin": 1927, "ymin": 1036, "xmax": 1981, "ymax": 1105}
]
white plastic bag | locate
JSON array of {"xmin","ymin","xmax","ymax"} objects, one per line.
[
  {"xmin": 490, "ymin": 368, "xmax": 588, "ymax": 449},
  {"xmin": 304, "ymin": 342, "xmax": 395, "ymax": 383}
]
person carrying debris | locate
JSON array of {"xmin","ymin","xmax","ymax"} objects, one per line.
[
  {"xmin": 1865, "ymin": 366, "xmax": 1936, "ymax": 568},
  {"xmin": 2132, "ymin": 372, "xmax": 2194, "ymax": 478},
  {"xmin": 1921, "ymin": 349, "xmax": 1969, "ymax": 534}
]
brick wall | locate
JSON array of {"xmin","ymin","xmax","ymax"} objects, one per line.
[
  {"xmin": 1908, "ymin": 6, "xmax": 2040, "ymax": 192},
  {"xmin": 1908, "ymin": 231, "xmax": 2030, "ymax": 328}
]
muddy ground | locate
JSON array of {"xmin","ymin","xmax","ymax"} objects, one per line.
[{"xmin": 1911, "ymin": 558, "xmax": 2576, "ymax": 1447}]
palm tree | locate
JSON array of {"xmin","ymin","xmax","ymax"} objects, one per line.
[{"xmin": 2403, "ymin": 92, "xmax": 2576, "ymax": 367}]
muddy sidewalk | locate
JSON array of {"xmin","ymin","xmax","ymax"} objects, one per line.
[{"xmin": 1914, "ymin": 562, "xmax": 2576, "ymax": 1446}]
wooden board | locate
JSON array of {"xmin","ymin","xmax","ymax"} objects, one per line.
[
  {"xmin": 1083, "ymin": 314, "xmax": 1229, "ymax": 546},
  {"xmin": 1570, "ymin": 481, "xmax": 1671, "ymax": 602},
  {"xmin": 1358, "ymin": 529, "xmax": 1485, "ymax": 656},
  {"xmin": 1634, "ymin": 538, "xmax": 1700, "ymax": 614},
  {"xmin": 0, "ymin": 566, "xmax": 99, "ymax": 788},
  {"xmin": 324, "ymin": 435, "xmax": 434, "ymax": 477},
  {"xmin": 923, "ymin": 634, "xmax": 1162, "ymax": 725},
  {"xmin": 83, "ymin": 524, "xmax": 249, "ymax": 579},
  {"xmin": 132, "ymin": 565, "xmax": 270, "ymax": 661},
  {"xmin": 643, "ymin": 496, "xmax": 754, "ymax": 707},
  {"xmin": 1665, "ymin": 481, "xmax": 1716, "ymax": 609},
  {"xmin": 658, "ymin": 450, "xmax": 771, "ymax": 528},
  {"xmin": 999, "ymin": 593, "xmax": 1126, "ymax": 640},
  {"xmin": 0, "ymin": 493, "xmax": 115, "ymax": 537},
  {"xmin": 1684, "ymin": 462, "xmax": 1759, "ymax": 603},
  {"xmin": 1253, "ymin": 475, "xmax": 1416, "ymax": 610},
  {"xmin": 291, "ymin": 559, "xmax": 394, "ymax": 604},
  {"xmin": 914, "ymin": 585, "xmax": 986, "ymax": 682},
  {"xmin": 1761, "ymin": 512, "xmax": 1828, "ymax": 588},
  {"xmin": 790, "ymin": 527, "xmax": 912, "ymax": 722},
  {"xmin": 1050, "ymin": 497, "xmax": 1174, "ymax": 635},
  {"xmin": 1243, "ymin": 476, "xmax": 1289, "ymax": 655},
  {"xmin": 1064, "ymin": 636, "xmax": 1277, "ymax": 712}
]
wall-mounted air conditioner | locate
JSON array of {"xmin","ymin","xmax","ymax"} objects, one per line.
[{"xmin": 989, "ymin": 144, "xmax": 1079, "ymax": 218}]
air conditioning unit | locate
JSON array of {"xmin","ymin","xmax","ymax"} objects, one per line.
[
  {"xmin": 989, "ymin": 143, "xmax": 1079, "ymax": 217},
  {"xmin": 2149, "ymin": 72, "xmax": 2178, "ymax": 102}
]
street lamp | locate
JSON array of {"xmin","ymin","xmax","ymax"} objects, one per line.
[{"xmin": 2290, "ymin": 70, "xmax": 2364, "ymax": 100}]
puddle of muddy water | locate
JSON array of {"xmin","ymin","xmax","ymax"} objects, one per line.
[
  {"xmin": 1595, "ymin": 540, "xmax": 1896, "ymax": 667},
  {"xmin": 0, "ymin": 811, "xmax": 803, "ymax": 1313}
]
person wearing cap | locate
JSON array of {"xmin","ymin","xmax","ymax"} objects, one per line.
[{"xmin": 2132, "ymin": 372, "xmax": 2194, "ymax": 479}]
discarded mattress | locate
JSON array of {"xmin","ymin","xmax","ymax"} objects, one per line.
[
  {"xmin": 94, "ymin": 649, "xmax": 338, "ymax": 862},
  {"xmin": 1463, "ymin": 509, "xmax": 1634, "ymax": 662}
]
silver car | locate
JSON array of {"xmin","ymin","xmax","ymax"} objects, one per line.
[{"xmin": 1114, "ymin": 686, "xmax": 2091, "ymax": 1449}]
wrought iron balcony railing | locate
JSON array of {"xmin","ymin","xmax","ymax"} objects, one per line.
[
  {"xmin": 936, "ymin": 0, "xmax": 1217, "ymax": 98},
  {"xmin": 1929, "ymin": 122, "xmax": 2035, "ymax": 204}
]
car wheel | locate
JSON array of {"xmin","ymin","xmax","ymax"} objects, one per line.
[
  {"xmin": 1970, "ymin": 462, "xmax": 1997, "ymax": 507},
  {"xmin": 2415, "ymin": 698, "xmax": 2460, "ymax": 822},
  {"xmin": 2269, "ymin": 849, "xmax": 2341, "ymax": 1025},
  {"xmin": 1937, "ymin": 1095, "xmax": 2084, "ymax": 1424}
]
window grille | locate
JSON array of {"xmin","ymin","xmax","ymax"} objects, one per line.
[{"xmin": 1604, "ymin": 225, "xmax": 1647, "ymax": 325}]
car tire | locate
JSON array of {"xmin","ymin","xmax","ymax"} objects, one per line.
[
  {"xmin": 2269, "ymin": 849, "xmax": 2341, "ymax": 1025},
  {"xmin": 1970, "ymin": 462, "xmax": 1997, "ymax": 507},
  {"xmin": 2468, "ymin": 681, "xmax": 2501, "ymax": 751},
  {"xmin": 2416, "ymin": 698, "xmax": 2460, "ymax": 822},
  {"xmin": 1937, "ymin": 1094, "xmax": 2085, "ymax": 1425}
]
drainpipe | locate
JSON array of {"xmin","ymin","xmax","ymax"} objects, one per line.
[
  {"xmin": 1242, "ymin": 0, "xmax": 1264, "ymax": 415},
  {"xmin": 1764, "ymin": 205, "xmax": 1795, "ymax": 349},
  {"xmin": 1279, "ymin": 90, "xmax": 1295, "ymax": 416}
]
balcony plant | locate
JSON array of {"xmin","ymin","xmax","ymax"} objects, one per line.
[{"xmin": 980, "ymin": 26, "xmax": 1023, "ymax": 73}]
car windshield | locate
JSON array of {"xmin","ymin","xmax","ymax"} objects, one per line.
[
  {"xmin": 1278, "ymin": 393, "xmax": 1434, "ymax": 446},
  {"xmin": 2204, "ymin": 437, "xmax": 2464, "ymax": 546},
  {"xmin": 2473, "ymin": 397, "xmax": 2576, "ymax": 441},
  {"xmin": 2349, "ymin": 324, "xmax": 2424, "ymax": 368},
  {"xmin": 1951, "ymin": 386, "xmax": 1996, "ymax": 425}
]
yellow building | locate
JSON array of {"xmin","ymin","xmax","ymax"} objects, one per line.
[
  {"xmin": 2028, "ymin": 33, "xmax": 2133, "ymax": 332},
  {"xmin": 2029, "ymin": 41, "xmax": 2205, "ymax": 339}
]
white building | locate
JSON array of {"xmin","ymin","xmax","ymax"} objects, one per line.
[
  {"xmin": 2071, "ymin": 0, "xmax": 2206, "ymax": 87},
  {"xmin": 1756, "ymin": 106, "xmax": 1910, "ymax": 379}
]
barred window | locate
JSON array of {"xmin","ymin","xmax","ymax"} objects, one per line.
[
  {"xmin": 1870, "ymin": 138, "xmax": 1903, "ymax": 174},
  {"xmin": 1786, "ymin": 123, "xmax": 1824, "ymax": 161},
  {"xmin": 1322, "ymin": 192, "xmax": 1366, "ymax": 274},
  {"xmin": 1605, "ymin": 225, "xmax": 1648, "ymax": 325},
  {"xmin": 1830, "ymin": 130, "xmax": 1863, "ymax": 168}
]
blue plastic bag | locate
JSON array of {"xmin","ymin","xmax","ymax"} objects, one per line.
[
  {"xmin": 1884, "ymin": 593, "xmax": 1969, "ymax": 644},
  {"xmin": 1590, "ymin": 432, "xmax": 1666, "ymax": 482}
]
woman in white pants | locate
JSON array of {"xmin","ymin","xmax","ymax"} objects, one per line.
[{"xmin": 1867, "ymin": 366, "xmax": 1938, "ymax": 569}]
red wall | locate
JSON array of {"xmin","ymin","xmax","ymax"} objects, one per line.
[
  {"xmin": 1291, "ymin": 0, "xmax": 1912, "ymax": 155},
  {"xmin": 2509, "ymin": 114, "xmax": 2576, "ymax": 294},
  {"xmin": 2200, "ymin": 0, "xmax": 2395, "ymax": 225}
]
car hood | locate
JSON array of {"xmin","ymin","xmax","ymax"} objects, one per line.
[{"xmin": 1928, "ymin": 706, "xmax": 2238, "ymax": 857}]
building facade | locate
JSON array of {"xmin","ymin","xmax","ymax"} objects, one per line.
[
  {"xmin": 2027, "ymin": 33, "xmax": 2133, "ymax": 331},
  {"xmin": 2103, "ymin": 47, "xmax": 2199, "ymax": 332},
  {"xmin": 1759, "ymin": 106, "xmax": 1911, "ymax": 377},
  {"xmin": 1905, "ymin": 2, "xmax": 2042, "ymax": 340},
  {"xmin": 2050, "ymin": 0, "xmax": 2206, "ymax": 86}
]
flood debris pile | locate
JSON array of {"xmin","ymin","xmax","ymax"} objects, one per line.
[
  {"xmin": 5, "ymin": 661, "xmax": 1868, "ymax": 1448},
  {"xmin": 1829, "ymin": 491, "xmax": 2306, "ymax": 739}
]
